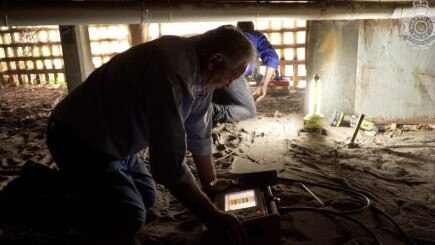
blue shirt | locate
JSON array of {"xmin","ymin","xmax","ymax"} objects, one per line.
[
  {"xmin": 243, "ymin": 30, "xmax": 280, "ymax": 75},
  {"xmin": 50, "ymin": 36, "xmax": 212, "ymax": 187}
]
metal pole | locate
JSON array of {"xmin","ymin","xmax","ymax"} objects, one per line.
[
  {"xmin": 350, "ymin": 114, "xmax": 365, "ymax": 144},
  {"xmin": 346, "ymin": 114, "xmax": 366, "ymax": 148},
  {"xmin": 1, "ymin": 1, "xmax": 426, "ymax": 26}
]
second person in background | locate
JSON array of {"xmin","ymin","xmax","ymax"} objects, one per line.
[{"xmin": 212, "ymin": 21, "xmax": 279, "ymax": 124}]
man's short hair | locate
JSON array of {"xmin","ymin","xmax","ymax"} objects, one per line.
[
  {"xmin": 237, "ymin": 21, "xmax": 255, "ymax": 31},
  {"xmin": 196, "ymin": 25, "xmax": 256, "ymax": 70}
]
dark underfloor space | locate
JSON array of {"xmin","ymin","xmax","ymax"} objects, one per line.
[{"xmin": 1, "ymin": 86, "xmax": 434, "ymax": 245}]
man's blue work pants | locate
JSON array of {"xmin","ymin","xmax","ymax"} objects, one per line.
[
  {"xmin": 212, "ymin": 75, "xmax": 256, "ymax": 123},
  {"xmin": 46, "ymin": 119, "xmax": 156, "ymax": 235}
]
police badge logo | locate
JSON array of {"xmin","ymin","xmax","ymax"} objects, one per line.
[{"xmin": 401, "ymin": 0, "xmax": 435, "ymax": 49}]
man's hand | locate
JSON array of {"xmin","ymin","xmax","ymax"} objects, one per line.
[
  {"xmin": 205, "ymin": 210, "xmax": 248, "ymax": 245},
  {"xmin": 167, "ymin": 178, "xmax": 247, "ymax": 244},
  {"xmin": 192, "ymin": 155, "xmax": 235, "ymax": 194},
  {"xmin": 253, "ymin": 66, "xmax": 275, "ymax": 103},
  {"xmin": 253, "ymin": 84, "xmax": 268, "ymax": 103},
  {"xmin": 204, "ymin": 178, "xmax": 234, "ymax": 194}
]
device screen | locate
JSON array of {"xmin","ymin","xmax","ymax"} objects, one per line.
[{"xmin": 224, "ymin": 189, "xmax": 257, "ymax": 211}]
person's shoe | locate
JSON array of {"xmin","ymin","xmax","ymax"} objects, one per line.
[{"xmin": 0, "ymin": 160, "xmax": 62, "ymax": 229}]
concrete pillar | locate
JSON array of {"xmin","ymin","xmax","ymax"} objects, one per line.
[
  {"xmin": 59, "ymin": 25, "xmax": 94, "ymax": 93},
  {"xmin": 355, "ymin": 20, "xmax": 435, "ymax": 124}
]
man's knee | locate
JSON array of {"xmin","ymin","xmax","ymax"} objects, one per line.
[
  {"xmin": 247, "ymin": 107, "xmax": 256, "ymax": 119},
  {"xmin": 144, "ymin": 189, "xmax": 156, "ymax": 209},
  {"xmin": 125, "ymin": 212, "xmax": 146, "ymax": 234},
  {"xmin": 110, "ymin": 202, "xmax": 147, "ymax": 234},
  {"xmin": 236, "ymin": 106, "xmax": 256, "ymax": 121}
]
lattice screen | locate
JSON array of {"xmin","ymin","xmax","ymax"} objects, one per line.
[
  {"xmin": 146, "ymin": 20, "xmax": 307, "ymax": 88},
  {"xmin": 0, "ymin": 26, "xmax": 65, "ymax": 86},
  {"xmin": 1, "ymin": 22, "xmax": 306, "ymax": 88},
  {"xmin": 257, "ymin": 20, "xmax": 307, "ymax": 88},
  {"xmin": 0, "ymin": 25, "xmax": 131, "ymax": 86},
  {"xmin": 88, "ymin": 24, "xmax": 131, "ymax": 68}
]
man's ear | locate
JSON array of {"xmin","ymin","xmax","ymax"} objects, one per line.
[{"xmin": 207, "ymin": 53, "xmax": 224, "ymax": 70}]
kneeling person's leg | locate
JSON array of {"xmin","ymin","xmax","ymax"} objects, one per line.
[
  {"xmin": 212, "ymin": 76, "xmax": 256, "ymax": 123},
  {"xmin": 91, "ymin": 157, "xmax": 155, "ymax": 234},
  {"xmin": 125, "ymin": 154, "xmax": 156, "ymax": 209}
]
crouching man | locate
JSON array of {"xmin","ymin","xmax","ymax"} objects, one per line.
[{"xmin": 46, "ymin": 25, "xmax": 256, "ymax": 244}]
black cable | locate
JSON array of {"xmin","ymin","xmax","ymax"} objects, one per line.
[
  {"xmin": 276, "ymin": 177, "xmax": 417, "ymax": 245},
  {"xmin": 217, "ymin": 174, "xmax": 416, "ymax": 244},
  {"xmin": 277, "ymin": 177, "xmax": 371, "ymax": 214},
  {"xmin": 278, "ymin": 206, "xmax": 381, "ymax": 245},
  {"xmin": 371, "ymin": 205, "xmax": 417, "ymax": 245}
]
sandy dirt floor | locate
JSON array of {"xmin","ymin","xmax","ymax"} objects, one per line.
[{"xmin": 0, "ymin": 86, "xmax": 434, "ymax": 245}]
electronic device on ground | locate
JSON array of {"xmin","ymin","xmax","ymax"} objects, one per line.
[
  {"xmin": 210, "ymin": 170, "xmax": 281, "ymax": 245},
  {"xmin": 203, "ymin": 169, "xmax": 415, "ymax": 245}
]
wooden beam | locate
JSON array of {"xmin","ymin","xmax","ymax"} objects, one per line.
[
  {"xmin": 129, "ymin": 24, "xmax": 146, "ymax": 47},
  {"xmin": 59, "ymin": 25, "xmax": 94, "ymax": 93}
]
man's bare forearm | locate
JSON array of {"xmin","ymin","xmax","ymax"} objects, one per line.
[
  {"xmin": 260, "ymin": 67, "xmax": 276, "ymax": 87},
  {"xmin": 166, "ymin": 179, "xmax": 219, "ymax": 226},
  {"xmin": 192, "ymin": 154, "xmax": 216, "ymax": 187},
  {"xmin": 167, "ymin": 179, "xmax": 247, "ymax": 244}
]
